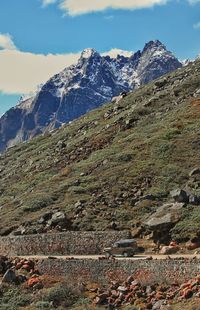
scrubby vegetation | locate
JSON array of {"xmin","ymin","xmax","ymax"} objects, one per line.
[{"xmin": 0, "ymin": 283, "xmax": 84, "ymax": 310}]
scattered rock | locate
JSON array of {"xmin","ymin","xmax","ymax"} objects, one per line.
[
  {"xmin": 189, "ymin": 194, "xmax": 200, "ymax": 205},
  {"xmin": 56, "ymin": 140, "xmax": 66, "ymax": 149},
  {"xmin": 140, "ymin": 194, "xmax": 156, "ymax": 201},
  {"xmin": 2, "ymin": 268, "xmax": 17, "ymax": 284},
  {"xmin": 186, "ymin": 241, "xmax": 200, "ymax": 251},
  {"xmin": 152, "ymin": 300, "xmax": 165, "ymax": 309},
  {"xmin": 37, "ymin": 212, "xmax": 53, "ymax": 224},
  {"xmin": 170, "ymin": 189, "xmax": 189, "ymax": 203},
  {"xmin": 11, "ymin": 225, "xmax": 27, "ymax": 236},
  {"xmin": 109, "ymin": 221, "xmax": 118, "ymax": 230},
  {"xmin": 74, "ymin": 201, "xmax": 83, "ymax": 208},
  {"xmin": 117, "ymin": 286, "xmax": 127, "ymax": 293},
  {"xmin": 155, "ymin": 78, "xmax": 167, "ymax": 88},
  {"xmin": 189, "ymin": 168, "xmax": 200, "ymax": 177},
  {"xmin": 124, "ymin": 118, "xmax": 138, "ymax": 129},
  {"xmin": 27, "ymin": 276, "xmax": 42, "ymax": 288},
  {"xmin": 92, "ymin": 271, "xmax": 200, "ymax": 309},
  {"xmin": 17, "ymin": 274, "xmax": 27, "ymax": 284},
  {"xmin": 160, "ymin": 245, "xmax": 179, "ymax": 255}
]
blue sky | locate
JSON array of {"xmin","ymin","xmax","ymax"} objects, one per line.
[{"xmin": 0, "ymin": 0, "xmax": 200, "ymax": 115}]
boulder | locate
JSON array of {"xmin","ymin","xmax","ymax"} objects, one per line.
[
  {"xmin": 56, "ymin": 140, "xmax": 66, "ymax": 149},
  {"xmin": 152, "ymin": 300, "xmax": 165, "ymax": 309},
  {"xmin": 74, "ymin": 201, "xmax": 83, "ymax": 208},
  {"xmin": 27, "ymin": 277, "xmax": 41, "ymax": 288},
  {"xmin": 2, "ymin": 269, "xmax": 17, "ymax": 284},
  {"xmin": 189, "ymin": 168, "xmax": 200, "ymax": 177},
  {"xmin": 170, "ymin": 189, "xmax": 188, "ymax": 203},
  {"xmin": 189, "ymin": 195, "xmax": 200, "ymax": 205},
  {"xmin": 155, "ymin": 78, "xmax": 167, "ymax": 88},
  {"xmin": 46, "ymin": 211, "xmax": 72, "ymax": 231},
  {"xmin": 37, "ymin": 212, "xmax": 53, "ymax": 224},
  {"xmin": 125, "ymin": 118, "xmax": 138, "ymax": 129},
  {"xmin": 144, "ymin": 202, "xmax": 185, "ymax": 230},
  {"xmin": 159, "ymin": 245, "xmax": 179, "ymax": 255},
  {"xmin": 140, "ymin": 194, "xmax": 156, "ymax": 201},
  {"xmin": 11, "ymin": 225, "xmax": 27, "ymax": 236},
  {"xmin": 95, "ymin": 292, "xmax": 109, "ymax": 305},
  {"xmin": 16, "ymin": 274, "xmax": 27, "ymax": 284},
  {"xmin": 117, "ymin": 286, "xmax": 127, "ymax": 293},
  {"xmin": 47, "ymin": 211, "xmax": 66, "ymax": 227},
  {"xmin": 186, "ymin": 241, "xmax": 200, "ymax": 250}
]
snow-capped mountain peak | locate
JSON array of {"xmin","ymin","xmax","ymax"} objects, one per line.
[
  {"xmin": 143, "ymin": 39, "xmax": 164, "ymax": 49},
  {"xmin": 0, "ymin": 40, "xmax": 182, "ymax": 152},
  {"xmin": 80, "ymin": 48, "xmax": 99, "ymax": 59}
]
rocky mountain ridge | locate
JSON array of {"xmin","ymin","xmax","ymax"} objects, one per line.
[{"xmin": 0, "ymin": 40, "xmax": 182, "ymax": 152}]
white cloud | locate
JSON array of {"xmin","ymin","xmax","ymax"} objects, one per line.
[
  {"xmin": 102, "ymin": 48, "xmax": 134, "ymax": 58},
  {"xmin": 42, "ymin": 0, "xmax": 57, "ymax": 7},
  {"xmin": 41, "ymin": 0, "xmax": 200, "ymax": 15},
  {"xmin": 0, "ymin": 33, "xmax": 16, "ymax": 50},
  {"xmin": 59, "ymin": 0, "xmax": 168, "ymax": 16},
  {"xmin": 0, "ymin": 49, "xmax": 80, "ymax": 94},
  {"xmin": 194, "ymin": 21, "xmax": 200, "ymax": 29}
]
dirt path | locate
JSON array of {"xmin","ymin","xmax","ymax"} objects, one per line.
[{"xmin": 19, "ymin": 254, "xmax": 200, "ymax": 260}]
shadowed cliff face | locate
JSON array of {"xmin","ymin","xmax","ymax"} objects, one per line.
[{"xmin": 0, "ymin": 40, "xmax": 182, "ymax": 152}]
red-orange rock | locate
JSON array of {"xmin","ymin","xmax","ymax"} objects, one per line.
[
  {"xmin": 182, "ymin": 289, "xmax": 193, "ymax": 299},
  {"xmin": 15, "ymin": 262, "xmax": 22, "ymax": 270},
  {"xmin": 155, "ymin": 292, "xmax": 165, "ymax": 300},
  {"xmin": 22, "ymin": 264, "xmax": 31, "ymax": 271},
  {"xmin": 27, "ymin": 277, "xmax": 40, "ymax": 288},
  {"xmin": 180, "ymin": 282, "xmax": 190, "ymax": 290}
]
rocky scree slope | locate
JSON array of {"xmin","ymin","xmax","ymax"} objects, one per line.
[
  {"xmin": 0, "ymin": 59, "xmax": 199, "ymax": 243},
  {"xmin": 0, "ymin": 40, "xmax": 181, "ymax": 152}
]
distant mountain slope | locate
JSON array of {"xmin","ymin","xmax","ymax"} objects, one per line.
[
  {"xmin": 0, "ymin": 40, "xmax": 182, "ymax": 152},
  {"xmin": 0, "ymin": 59, "xmax": 199, "ymax": 243}
]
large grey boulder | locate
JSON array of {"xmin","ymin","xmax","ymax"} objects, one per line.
[
  {"xmin": 48, "ymin": 211, "xmax": 66, "ymax": 226},
  {"xmin": 47, "ymin": 211, "xmax": 71, "ymax": 230},
  {"xmin": 145, "ymin": 202, "xmax": 185, "ymax": 230}
]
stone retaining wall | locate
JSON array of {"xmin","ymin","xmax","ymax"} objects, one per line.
[
  {"xmin": 38, "ymin": 258, "xmax": 200, "ymax": 284},
  {"xmin": 0, "ymin": 231, "xmax": 130, "ymax": 256}
]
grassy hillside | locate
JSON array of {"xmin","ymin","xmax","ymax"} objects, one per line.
[{"xmin": 0, "ymin": 59, "xmax": 200, "ymax": 241}]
